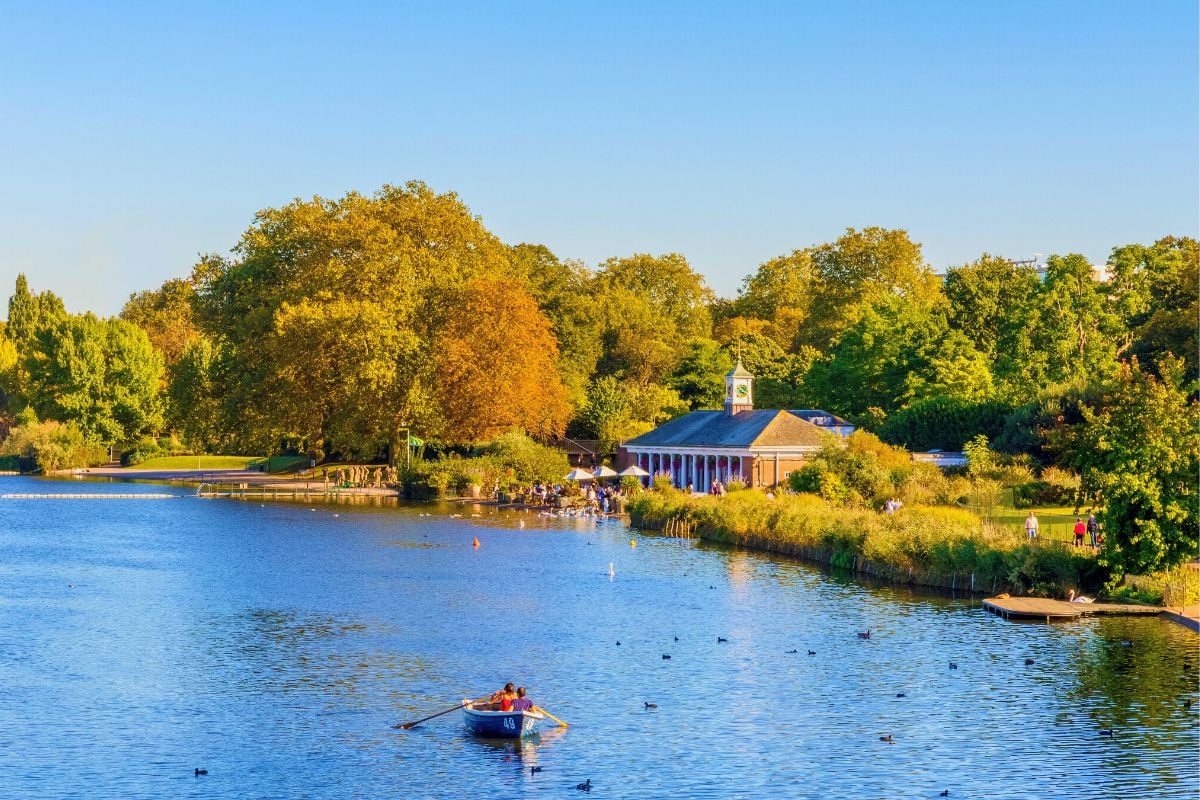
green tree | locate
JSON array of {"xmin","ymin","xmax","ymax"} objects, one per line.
[
  {"xmin": 800, "ymin": 227, "xmax": 943, "ymax": 350},
  {"xmin": 1030, "ymin": 253, "xmax": 1120, "ymax": 386},
  {"xmin": 25, "ymin": 314, "xmax": 164, "ymax": 442},
  {"xmin": 668, "ymin": 338, "xmax": 732, "ymax": 410},
  {"xmin": 1107, "ymin": 236, "xmax": 1199, "ymax": 375},
  {"xmin": 1057, "ymin": 356, "xmax": 1199, "ymax": 576}
]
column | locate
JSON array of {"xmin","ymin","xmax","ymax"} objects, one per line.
[
  {"xmin": 703, "ymin": 455, "xmax": 711, "ymax": 491},
  {"xmin": 739, "ymin": 455, "xmax": 746, "ymax": 483}
]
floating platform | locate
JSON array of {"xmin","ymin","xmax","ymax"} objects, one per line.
[
  {"xmin": 0, "ymin": 493, "xmax": 177, "ymax": 499},
  {"xmin": 983, "ymin": 595, "xmax": 1163, "ymax": 622}
]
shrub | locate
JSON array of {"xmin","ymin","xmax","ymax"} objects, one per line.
[{"xmin": 0, "ymin": 418, "xmax": 106, "ymax": 472}]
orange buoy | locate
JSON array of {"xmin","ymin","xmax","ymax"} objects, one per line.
[
  {"xmin": 630, "ymin": 539, "xmax": 637, "ymax": 548},
  {"xmin": 472, "ymin": 537, "xmax": 481, "ymax": 548}
]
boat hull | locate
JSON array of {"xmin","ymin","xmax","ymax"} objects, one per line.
[{"xmin": 462, "ymin": 704, "xmax": 544, "ymax": 738}]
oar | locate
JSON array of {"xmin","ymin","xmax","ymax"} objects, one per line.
[
  {"xmin": 536, "ymin": 707, "xmax": 569, "ymax": 728},
  {"xmin": 394, "ymin": 697, "xmax": 486, "ymax": 730}
]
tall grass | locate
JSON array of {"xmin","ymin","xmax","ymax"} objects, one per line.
[{"xmin": 628, "ymin": 490, "xmax": 1106, "ymax": 596}]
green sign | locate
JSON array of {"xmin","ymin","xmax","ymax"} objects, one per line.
[{"xmin": 408, "ymin": 436, "xmax": 424, "ymax": 448}]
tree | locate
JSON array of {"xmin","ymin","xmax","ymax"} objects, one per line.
[
  {"xmin": 1107, "ymin": 236, "xmax": 1199, "ymax": 375},
  {"xmin": 121, "ymin": 277, "xmax": 200, "ymax": 366},
  {"xmin": 434, "ymin": 279, "xmax": 570, "ymax": 444},
  {"xmin": 944, "ymin": 255, "xmax": 1040, "ymax": 354},
  {"xmin": 800, "ymin": 228, "xmax": 943, "ymax": 350},
  {"xmin": 1057, "ymin": 356, "xmax": 1199, "ymax": 576},
  {"xmin": 25, "ymin": 314, "xmax": 164, "ymax": 442},
  {"xmin": 668, "ymin": 338, "xmax": 732, "ymax": 410},
  {"xmin": 166, "ymin": 337, "xmax": 225, "ymax": 451},
  {"xmin": 1030, "ymin": 253, "xmax": 1121, "ymax": 386},
  {"xmin": 805, "ymin": 299, "xmax": 993, "ymax": 419},
  {"xmin": 192, "ymin": 182, "xmax": 511, "ymax": 456},
  {"xmin": 734, "ymin": 250, "xmax": 815, "ymax": 350}
]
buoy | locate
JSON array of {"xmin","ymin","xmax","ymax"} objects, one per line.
[
  {"xmin": 609, "ymin": 562, "xmax": 615, "ymax": 577},
  {"xmin": 630, "ymin": 539, "xmax": 637, "ymax": 548},
  {"xmin": 472, "ymin": 537, "xmax": 480, "ymax": 548}
]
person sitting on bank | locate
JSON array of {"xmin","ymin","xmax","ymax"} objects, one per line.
[
  {"xmin": 488, "ymin": 682, "xmax": 516, "ymax": 711},
  {"xmin": 510, "ymin": 686, "xmax": 535, "ymax": 713}
]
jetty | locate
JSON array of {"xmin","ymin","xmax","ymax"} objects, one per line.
[{"xmin": 983, "ymin": 595, "xmax": 1164, "ymax": 622}]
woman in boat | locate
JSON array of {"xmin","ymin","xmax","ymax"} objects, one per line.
[{"xmin": 487, "ymin": 683, "xmax": 516, "ymax": 711}]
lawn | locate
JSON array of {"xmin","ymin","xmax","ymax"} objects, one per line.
[{"xmin": 128, "ymin": 455, "xmax": 257, "ymax": 470}]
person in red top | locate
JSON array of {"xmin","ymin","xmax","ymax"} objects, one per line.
[
  {"xmin": 510, "ymin": 686, "xmax": 535, "ymax": 713},
  {"xmin": 488, "ymin": 683, "xmax": 516, "ymax": 711},
  {"xmin": 1072, "ymin": 519, "xmax": 1086, "ymax": 548}
]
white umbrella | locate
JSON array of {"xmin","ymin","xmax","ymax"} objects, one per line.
[
  {"xmin": 564, "ymin": 468, "xmax": 594, "ymax": 481},
  {"xmin": 618, "ymin": 465, "xmax": 650, "ymax": 477},
  {"xmin": 592, "ymin": 465, "xmax": 618, "ymax": 478}
]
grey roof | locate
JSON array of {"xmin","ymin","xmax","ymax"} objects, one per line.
[
  {"xmin": 623, "ymin": 409, "xmax": 824, "ymax": 449},
  {"xmin": 789, "ymin": 409, "xmax": 853, "ymax": 428},
  {"xmin": 725, "ymin": 359, "xmax": 753, "ymax": 378}
]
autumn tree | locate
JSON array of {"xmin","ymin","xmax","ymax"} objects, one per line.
[
  {"xmin": 733, "ymin": 250, "xmax": 815, "ymax": 350},
  {"xmin": 121, "ymin": 277, "xmax": 200, "ymax": 366},
  {"xmin": 434, "ymin": 279, "xmax": 570, "ymax": 444}
]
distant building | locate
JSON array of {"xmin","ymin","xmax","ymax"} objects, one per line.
[
  {"xmin": 911, "ymin": 450, "xmax": 968, "ymax": 468},
  {"xmin": 617, "ymin": 362, "xmax": 848, "ymax": 489}
]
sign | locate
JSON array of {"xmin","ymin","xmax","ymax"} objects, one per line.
[{"xmin": 408, "ymin": 436, "xmax": 424, "ymax": 448}]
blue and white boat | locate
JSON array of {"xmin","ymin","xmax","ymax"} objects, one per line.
[{"xmin": 462, "ymin": 700, "xmax": 544, "ymax": 738}]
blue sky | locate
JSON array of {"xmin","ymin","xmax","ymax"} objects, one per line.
[{"xmin": 1, "ymin": 1, "xmax": 1196, "ymax": 316}]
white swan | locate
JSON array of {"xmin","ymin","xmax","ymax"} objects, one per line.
[{"xmin": 1068, "ymin": 590, "xmax": 1095, "ymax": 603}]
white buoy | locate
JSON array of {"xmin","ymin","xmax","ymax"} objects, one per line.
[{"xmin": 609, "ymin": 562, "xmax": 615, "ymax": 578}]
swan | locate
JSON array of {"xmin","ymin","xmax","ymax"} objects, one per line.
[{"xmin": 1068, "ymin": 590, "xmax": 1095, "ymax": 603}]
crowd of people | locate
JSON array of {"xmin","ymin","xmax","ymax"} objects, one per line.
[{"xmin": 505, "ymin": 481, "xmax": 627, "ymax": 513}]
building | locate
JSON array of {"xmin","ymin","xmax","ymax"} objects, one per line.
[{"xmin": 617, "ymin": 362, "xmax": 851, "ymax": 490}]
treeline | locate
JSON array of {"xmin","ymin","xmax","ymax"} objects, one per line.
[{"xmin": 0, "ymin": 182, "xmax": 1195, "ymax": 571}]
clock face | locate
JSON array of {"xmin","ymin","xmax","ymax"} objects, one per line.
[{"xmin": 735, "ymin": 383, "xmax": 749, "ymax": 399}]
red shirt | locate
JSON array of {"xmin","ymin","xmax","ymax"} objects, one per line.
[
  {"xmin": 499, "ymin": 696, "xmax": 513, "ymax": 712},
  {"xmin": 1073, "ymin": 521, "xmax": 1086, "ymax": 535}
]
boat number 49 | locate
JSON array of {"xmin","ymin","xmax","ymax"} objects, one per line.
[{"xmin": 503, "ymin": 717, "xmax": 516, "ymax": 730}]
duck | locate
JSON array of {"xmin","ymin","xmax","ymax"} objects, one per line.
[
  {"xmin": 194, "ymin": 768, "xmax": 208, "ymax": 776},
  {"xmin": 786, "ymin": 649, "xmax": 798, "ymax": 654},
  {"xmin": 807, "ymin": 650, "xmax": 816, "ymax": 656},
  {"xmin": 576, "ymin": 778, "xmax": 592, "ymax": 791},
  {"xmin": 1099, "ymin": 728, "xmax": 1114, "ymax": 737},
  {"xmin": 616, "ymin": 641, "xmax": 620, "ymax": 646},
  {"xmin": 857, "ymin": 630, "xmax": 871, "ymax": 640},
  {"xmin": 940, "ymin": 791, "xmax": 950, "ymax": 797},
  {"xmin": 879, "ymin": 735, "xmax": 893, "ymax": 743},
  {"xmin": 644, "ymin": 702, "xmax": 658, "ymax": 709},
  {"xmin": 717, "ymin": 637, "xmax": 728, "ymax": 643},
  {"xmin": 1025, "ymin": 658, "xmax": 1035, "ymax": 666},
  {"xmin": 530, "ymin": 766, "xmax": 543, "ymax": 774},
  {"xmin": 662, "ymin": 654, "xmax": 671, "ymax": 660},
  {"xmin": 674, "ymin": 636, "xmax": 679, "ymax": 642},
  {"xmin": 1068, "ymin": 590, "xmax": 1095, "ymax": 603},
  {"xmin": 949, "ymin": 661, "xmax": 958, "ymax": 670}
]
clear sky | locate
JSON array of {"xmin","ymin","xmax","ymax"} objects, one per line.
[{"xmin": 2, "ymin": 1, "xmax": 1196, "ymax": 316}]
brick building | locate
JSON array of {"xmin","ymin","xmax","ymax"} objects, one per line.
[{"xmin": 617, "ymin": 361, "xmax": 852, "ymax": 490}]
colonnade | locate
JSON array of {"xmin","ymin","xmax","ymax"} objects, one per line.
[{"xmin": 632, "ymin": 451, "xmax": 750, "ymax": 492}]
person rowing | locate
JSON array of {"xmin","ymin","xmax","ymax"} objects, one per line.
[
  {"xmin": 485, "ymin": 682, "xmax": 516, "ymax": 711},
  {"xmin": 510, "ymin": 686, "xmax": 536, "ymax": 713}
]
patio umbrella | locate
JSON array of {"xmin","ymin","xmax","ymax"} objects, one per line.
[
  {"xmin": 564, "ymin": 468, "xmax": 594, "ymax": 481},
  {"xmin": 618, "ymin": 465, "xmax": 650, "ymax": 477},
  {"xmin": 592, "ymin": 465, "xmax": 618, "ymax": 479}
]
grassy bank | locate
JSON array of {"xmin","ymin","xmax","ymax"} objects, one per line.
[
  {"xmin": 627, "ymin": 490, "xmax": 1106, "ymax": 597},
  {"xmin": 127, "ymin": 455, "xmax": 258, "ymax": 470}
]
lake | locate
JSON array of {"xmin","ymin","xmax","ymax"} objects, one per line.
[{"xmin": 0, "ymin": 475, "xmax": 1196, "ymax": 799}]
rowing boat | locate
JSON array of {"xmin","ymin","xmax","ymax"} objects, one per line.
[{"xmin": 461, "ymin": 700, "xmax": 545, "ymax": 738}]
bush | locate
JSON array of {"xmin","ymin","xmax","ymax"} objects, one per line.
[
  {"xmin": 880, "ymin": 396, "xmax": 1014, "ymax": 452},
  {"xmin": 0, "ymin": 418, "xmax": 106, "ymax": 472}
]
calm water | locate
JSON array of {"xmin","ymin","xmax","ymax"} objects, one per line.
[{"xmin": 0, "ymin": 475, "xmax": 1196, "ymax": 799}]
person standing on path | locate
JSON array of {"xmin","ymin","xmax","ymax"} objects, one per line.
[
  {"xmin": 1025, "ymin": 512, "xmax": 1039, "ymax": 540},
  {"xmin": 1087, "ymin": 513, "xmax": 1100, "ymax": 549},
  {"xmin": 1073, "ymin": 518, "xmax": 1086, "ymax": 547}
]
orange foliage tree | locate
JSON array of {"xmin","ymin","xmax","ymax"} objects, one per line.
[{"xmin": 435, "ymin": 279, "xmax": 571, "ymax": 444}]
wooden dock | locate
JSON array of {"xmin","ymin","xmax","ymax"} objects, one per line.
[{"xmin": 983, "ymin": 595, "xmax": 1164, "ymax": 622}]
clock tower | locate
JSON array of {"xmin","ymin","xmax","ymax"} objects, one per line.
[{"xmin": 724, "ymin": 358, "xmax": 754, "ymax": 416}]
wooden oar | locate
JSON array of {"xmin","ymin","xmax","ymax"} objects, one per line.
[
  {"xmin": 536, "ymin": 707, "xmax": 569, "ymax": 728},
  {"xmin": 394, "ymin": 697, "xmax": 486, "ymax": 730}
]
